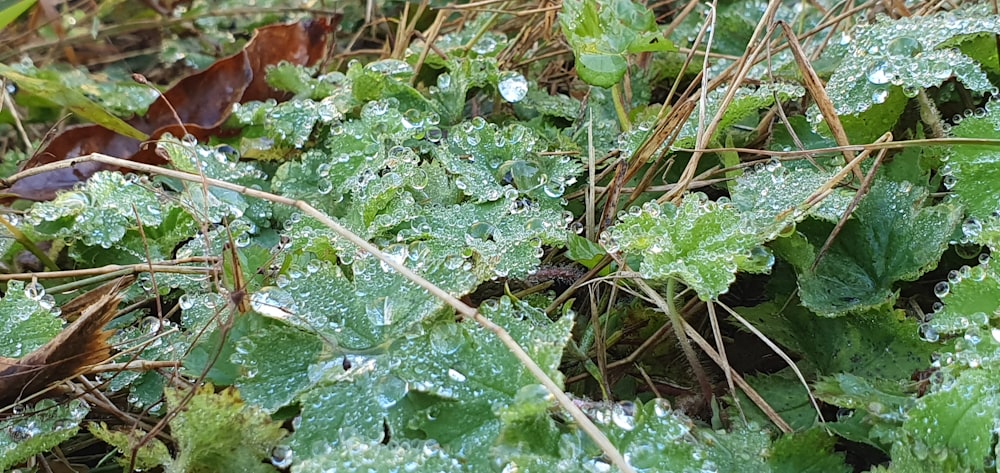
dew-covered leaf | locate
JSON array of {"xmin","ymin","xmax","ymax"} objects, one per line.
[
  {"xmin": 731, "ymin": 159, "xmax": 853, "ymax": 238},
  {"xmin": 165, "ymin": 384, "xmax": 286, "ymax": 473},
  {"xmin": 734, "ymin": 370, "xmax": 820, "ymax": 431},
  {"xmin": 435, "ymin": 119, "xmax": 581, "ymax": 204},
  {"xmin": 89, "ymin": 422, "xmax": 171, "ymax": 471},
  {"xmin": 794, "ymin": 180, "xmax": 961, "ymax": 315},
  {"xmin": 438, "ymin": 201, "xmax": 569, "ymax": 280},
  {"xmin": 769, "ymin": 429, "xmax": 852, "ymax": 473},
  {"xmin": 0, "ymin": 399, "xmax": 89, "ymax": 472},
  {"xmin": 247, "ymin": 257, "xmax": 474, "ymax": 352},
  {"xmin": 736, "ymin": 301, "xmax": 935, "ymax": 380},
  {"xmin": 287, "ymin": 297, "xmax": 573, "ymax": 469},
  {"xmin": 232, "ymin": 318, "xmax": 325, "ymax": 412},
  {"xmin": 606, "ymin": 194, "xmax": 762, "ymax": 299},
  {"xmin": 928, "ymin": 262, "xmax": 1000, "ymax": 335},
  {"xmin": 27, "ymin": 172, "xmax": 169, "ymax": 249},
  {"xmin": 944, "ymin": 103, "xmax": 1000, "ymax": 220},
  {"xmin": 822, "ymin": 4, "xmax": 1000, "ymax": 116},
  {"xmin": 0, "ymin": 63, "xmax": 149, "ymax": 140},
  {"xmin": 292, "ymin": 437, "xmax": 465, "ymax": 473},
  {"xmin": 893, "ymin": 366, "xmax": 1000, "ymax": 472},
  {"xmin": 673, "ymin": 84, "xmax": 804, "ymax": 148},
  {"xmin": 559, "ymin": 0, "xmax": 675, "ymax": 87},
  {"xmin": 0, "ymin": 280, "xmax": 62, "ymax": 358}
]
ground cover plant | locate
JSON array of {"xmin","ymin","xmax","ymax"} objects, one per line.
[{"xmin": 0, "ymin": 0, "xmax": 999, "ymax": 471}]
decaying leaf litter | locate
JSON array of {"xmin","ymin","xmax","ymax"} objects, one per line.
[{"xmin": 1, "ymin": 0, "xmax": 1000, "ymax": 471}]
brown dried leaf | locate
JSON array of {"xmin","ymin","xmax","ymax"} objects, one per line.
[
  {"xmin": 3, "ymin": 16, "xmax": 338, "ymax": 203},
  {"xmin": 0, "ymin": 276, "xmax": 134, "ymax": 407}
]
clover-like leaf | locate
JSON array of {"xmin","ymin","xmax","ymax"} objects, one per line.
[
  {"xmin": 823, "ymin": 4, "xmax": 1000, "ymax": 116},
  {"xmin": 0, "ymin": 399, "xmax": 90, "ymax": 472},
  {"xmin": 795, "ymin": 179, "xmax": 961, "ymax": 315},
  {"xmin": 606, "ymin": 194, "xmax": 762, "ymax": 299},
  {"xmin": 560, "ymin": 0, "xmax": 675, "ymax": 87}
]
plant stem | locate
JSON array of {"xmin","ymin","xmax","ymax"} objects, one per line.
[
  {"xmin": 917, "ymin": 90, "xmax": 946, "ymax": 139},
  {"xmin": 611, "ymin": 84, "xmax": 632, "ymax": 132},
  {"xmin": 663, "ymin": 278, "xmax": 713, "ymax": 405}
]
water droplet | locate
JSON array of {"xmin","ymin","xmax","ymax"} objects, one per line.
[
  {"xmin": 429, "ymin": 323, "xmax": 464, "ymax": 354},
  {"xmin": 887, "ymin": 36, "xmax": 923, "ymax": 57},
  {"xmin": 498, "ymin": 71, "xmax": 528, "ymax": 103},
  {"xmin": 23, "ymin": 282, "xmax": 44, "ymax": 301},
  {"xmin": 871, "ymin": 88, "xmax": 889, "ymax": 104},
  {"xmin": 867, "ymin": 62, "xmax": 892, "ymax": 85},
  {"xmin": 375, "ymin": 376, "xmax": 409, "ymax": 408},
  {"xmin": 447, "ymin": 368, "xmax": 467, "ymax": 383},
  {"xmin": 933, "ymin": 281, "xmax": 950, "ymax": 298},
  {"xmin": 271, "ymin": 445, "xmax": 294, "ymax": 468}
]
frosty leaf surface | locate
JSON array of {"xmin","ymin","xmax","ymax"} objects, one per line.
[
  {"xmin": 0, "ymin": 399, "xmax": 89, "ymax": 471},
  {"xmin": 823, "ymin": 4, "xmax": 1000, "ymax": 116},
  {"xmin": 795, "ymin": 180, "xmax": 961, "ymax": 315},
  {"xmin": 606, "ymin": 194, "xmax": 761, "ymax": 299}
]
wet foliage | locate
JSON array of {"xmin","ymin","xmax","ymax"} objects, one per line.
[{"xmin": 0, "ymin": 0, "xmax": 999, "ymax": 471}]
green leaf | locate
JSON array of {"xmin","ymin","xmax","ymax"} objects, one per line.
[
  {"xmin": 0, "ymin": 399, "xmax": 89, "ymax": 472},
  {"xmin": 28, "ymin": 171, "xmax": 170, "ymax": 249},
  {"xmin": 769, "ymin": 429, "xmax": 851, "ymax": 473},
  {"xmin": 893, "ymin": 367, "xmax": 1000, "ymax": 471},
  {"xmin": 89, "ymin": 422, "xmax": 171, "ymax": 471},
  {"xmin": 735, "ymin": 370, "xmax": 820, "ymax": 431},
  {"xmin": 794, "ymin": 180, "xmax": 961, "ymax": 315},
  {"xmin": 731, "ymin": 159, "xmax": 853, "ymax": 239},
  {"xmin": 565, "ymin": 233, "xmax": 606, "ymax": 268},
  {"xmin": 560, "ymin": 0, "xmax": 675, "ymax": 87},
  {"xmin": 945, "ymin": 103, "xmax": 1000, "ymax": 219},
  {"xmin": 736, "ymin": 301, "xmax": 936, "ymax": 380},
  {"xmin": 0, "ymin": 63, "xmax": 148, "ymax": 140},
  {"xmin": 293, "ymin": 437, "xmax": 465, "ymax": 472},
  {"xmin": 286, "ymin": 297, "xmax": 573, "ymax": 469},
  {"xmin": 0, "ymin": 0, "xmax": 35, "ymax": 31},
  {"xmin": 0, "ymin": 280, "xmax": 62, "ymax": 358},
  {"xmin": 674, "ymin": 83, "xmax": 804, "ymax": 148},
  {"xmin": 822, "ymin": 4, "xmax": 1000, "ymax": 116},
  {"xmin": 607, "ymin": 194, "xmax": 762, "ymax": 299},
  {"xmin": 165, "ymin": 384, "xmax": 286, "ymax": 473},
  {"xmin": 929, "ymin": 262, "xmax": 1000, "ymax": 335}
]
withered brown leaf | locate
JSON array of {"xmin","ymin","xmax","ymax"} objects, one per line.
[{"xmin": 0, "ymin": 276, "xmax": 134, "ymax": 407}]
